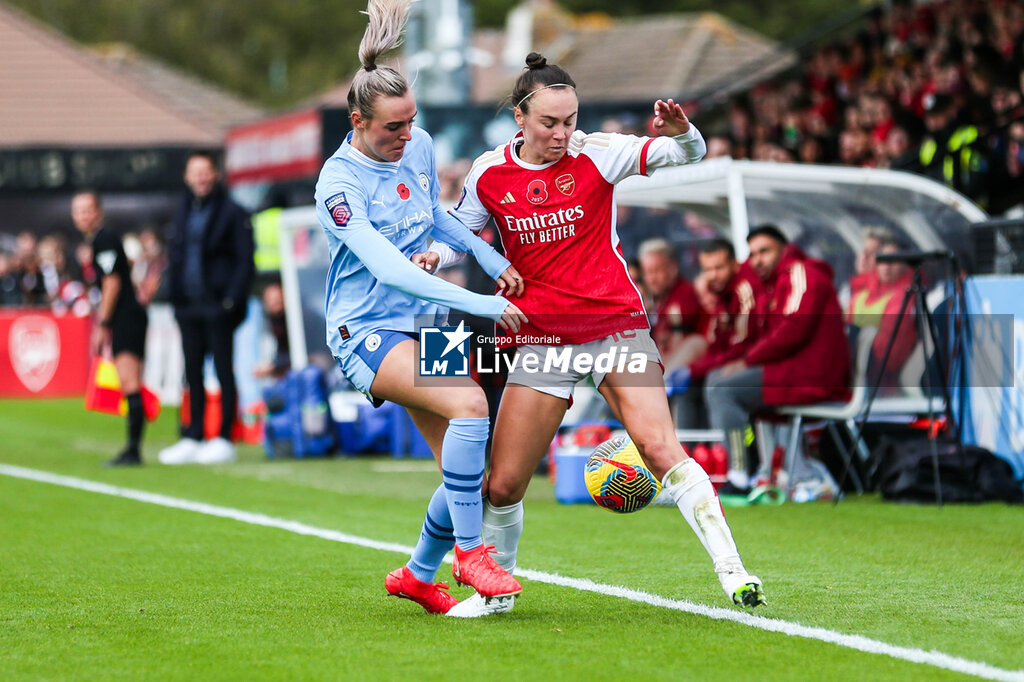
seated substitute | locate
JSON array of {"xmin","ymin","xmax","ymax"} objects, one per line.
[
  {"xmin": 667, "ymin": 238, "xmax": 757, "ymax": 429},
  {"xmin": 705, "ymin": 225, "xmax": 850, "ymax": 497},
  {"xmin": 638, "ymin": 238, "xmax": 706, "ymax": 372}
]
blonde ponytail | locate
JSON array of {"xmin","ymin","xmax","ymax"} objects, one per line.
[{"xmin": 348, "ymin": 0, "xmax": 412, "ymax": 117}]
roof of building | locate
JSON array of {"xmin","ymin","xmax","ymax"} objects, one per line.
[
  {"xmin": 0, "ymin": 2, "xmax": 261, "ymax": 147},
  {"xmin": 313, "ymin": 10, "xmax": 788, "ymax": 109},
  {"xmin": 488, "ymin": 12, "xmax": 787, "ymax": 104}
]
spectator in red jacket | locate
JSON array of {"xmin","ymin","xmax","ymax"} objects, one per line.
[
  {"xmin": 639, "ymin": 238, "xmax": 706, "ymax": 372},
  {"xmin": 668, "ymin": 238, "xmax": 758, "ymax": 429},
  {"xmin": 706, "ymin": 225, "xmax": 851, "ymax": 497}
]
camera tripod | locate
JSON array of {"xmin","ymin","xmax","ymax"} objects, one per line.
[{"xmin": 835, "ymin": 254, "xmax": 963, "ymax": 505}]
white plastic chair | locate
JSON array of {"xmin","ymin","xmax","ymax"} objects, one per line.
[{"xmin": 775, "ymin": 326, "xmax": 878, "ymax": 500}]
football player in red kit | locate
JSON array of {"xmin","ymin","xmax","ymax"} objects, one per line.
[{"xmin": 436, "ymin": 52, "xmax": 765, "ymax": 617}]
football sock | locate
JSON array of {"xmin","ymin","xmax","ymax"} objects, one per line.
[
  {"xmin": 662, "ymin": 459, "xmax": 746, "ymax": 575},
  {"xmin": 407, "ymin": 484, "xmax": 455, "ymax": 583},
  {"xmin": 725, "ymin": 428, "xmax": 750, "ymax": 489},
  {"xmin": 482, "ymin": 499, "xmax": 524, "ymax": 574},
  {"xmin": 125, "ymin": 392, "xmax": 144, "ymax": 454},
  {"xmin": 441, "ymin": 417, "xmax": 487, "ymax": 552}
]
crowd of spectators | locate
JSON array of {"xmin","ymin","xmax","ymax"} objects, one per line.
[
  {"xmin": 0, "ymin": 227, "xmax": 168, "ymax": 315},
  {"xmin": 704, "ymin": 0, "xmax": 1024, "ymax": 215}
]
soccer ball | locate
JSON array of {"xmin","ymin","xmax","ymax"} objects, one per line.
[{"xmin": 584, "ymin": 436, "xmax": 662, "ymax": 513}]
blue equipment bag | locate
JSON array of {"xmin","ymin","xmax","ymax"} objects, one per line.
[{"xmin": 264, "ymin": 366, "xmax": 337, "ymax": 458}]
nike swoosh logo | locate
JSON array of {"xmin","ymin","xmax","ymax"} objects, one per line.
[{"xmin": 599, "ymin": 456, "xmax": 638, "ymax": 482}]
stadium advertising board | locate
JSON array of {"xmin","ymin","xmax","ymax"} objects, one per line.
[
  {"xmin": 953, "ymin": 276, "xmax": 1024, "ymax": 481},
  {"xmin": 0, "ymin": 310, "xmax": 90, "ymax": 396}
]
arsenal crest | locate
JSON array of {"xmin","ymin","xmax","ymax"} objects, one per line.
[
  {"xmin": 555, "ymin": 173, "xmax": 575, "ymax": 196},
  {"xmin": 9, "ymin": 315, "xmax": 60, "ymax": 393},
  {"xmin": 526, "ymin": 178, "xmax": 548, "ymax": 205}
]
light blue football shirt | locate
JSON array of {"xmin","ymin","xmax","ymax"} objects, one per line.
[{"xmin": 315, "ymin": 127, "xmax": 511, "ymax": 357}]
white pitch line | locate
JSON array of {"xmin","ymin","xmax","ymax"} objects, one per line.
[{"xmin": 2, "ymin": 463, "xmax": 1022, "ymax": 682}]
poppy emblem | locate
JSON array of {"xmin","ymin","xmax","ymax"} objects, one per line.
[
  {"xmin": 526, "ymin": 179, "xmax": 548, "ymax": 205},
  {"xmin": 397, "ymin": 183, "xmax": 411, "ymax": 201},
  {"xmin": 555, "ymin": 173, "xmax": 575, "ymax": 196}
]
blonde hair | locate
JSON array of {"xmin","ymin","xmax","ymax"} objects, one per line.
[
  {"xmin": 638, "ymin": 238, "xmax": 677, "ymax": 261},
  {"xmin": 347, "ymin": 0, "xmax": 412, "ymax": 118}
]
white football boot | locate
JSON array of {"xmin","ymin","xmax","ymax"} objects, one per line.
[
  {"xmin": 157, "ymin": 438, "xmax": 202, "ymax": 465},
  {"xmin": 194, "ymin": 437, "xmax": 237, "ymax": 464},
  {"xmin": 718, "ymin": 570, "xmax": 767, "ymax": 609},
  {"xmin": 445, "ymin": 592, "xmax": 515, "ymax": 618}
]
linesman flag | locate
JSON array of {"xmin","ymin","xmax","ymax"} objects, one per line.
[{"xmin": 84, "ymin": 356, "xmax": 161, "ymax": 421}]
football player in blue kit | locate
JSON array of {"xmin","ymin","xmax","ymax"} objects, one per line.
[{"xmin": 315, "ymin": 0, "xmax": 526, "ymax": 614}]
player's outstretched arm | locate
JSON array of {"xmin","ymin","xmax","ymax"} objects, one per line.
[
  {"xmin": 652, "ymin": 98, "xmax": 691, "ymax": 137},
  {"xmin": 345, "ymin": 226, "xmax": 509, "ymax": 322},
  {"xmin": 645, "ymin": 99, "xmax": 706, "ymax": 169}
]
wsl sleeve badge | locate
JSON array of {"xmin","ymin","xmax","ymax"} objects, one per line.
[{"xmin": 325, "ymin": 192, "xmax": 352, "ymax": 227}]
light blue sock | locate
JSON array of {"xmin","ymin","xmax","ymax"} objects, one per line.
[
  {"xmin": 406, "ymin": 484, "xmax": 455, "ymax": 583},
  {"xmin": 442, "ymin": 417, "xmax": 488, "ymax": 551}
]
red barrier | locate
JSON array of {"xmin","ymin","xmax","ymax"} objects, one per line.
[{"xmin": 0, "ymin": 310, "xmax": 91, "ymax": 397}]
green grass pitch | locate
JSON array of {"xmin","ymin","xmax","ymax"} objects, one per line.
[{"xmin": 1, "ymin": 398, "xmax": 1022, "ymax": 681}]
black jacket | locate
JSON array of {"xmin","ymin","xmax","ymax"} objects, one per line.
[{"xmin": 168, "ymin": 186, "xmax": 255, "ymax": 325}]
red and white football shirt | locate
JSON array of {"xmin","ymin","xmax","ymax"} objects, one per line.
[{"xmin": 452, "ymin": 128, "xmax": 705, "ymax": 346}]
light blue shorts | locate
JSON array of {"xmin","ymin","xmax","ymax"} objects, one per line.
[{"xmin": 335, "ymin": 330, "xmax": 417, "ymax": 406}]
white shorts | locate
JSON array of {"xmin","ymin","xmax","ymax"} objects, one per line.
[{"xmin": 505, "ymin": 329, "xmax": 662, "ymax": 400}]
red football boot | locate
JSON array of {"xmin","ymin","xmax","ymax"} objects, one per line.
[
  {"xmin": 385, "ymin": 566, "xmax": 459, "ymax": 614},
  {"xmin": 451, "ymin": 544, "xmax": 523, "ymax": 598}
]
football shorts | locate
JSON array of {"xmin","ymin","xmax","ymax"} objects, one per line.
[
  {"xmin": 506, "ymin": 328, "xmax": 661, "ymax": 400},
  {"xmin": 335, "ymin": 329, "xmax": 417, "ymax": 406}
]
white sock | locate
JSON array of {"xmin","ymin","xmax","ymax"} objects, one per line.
[
  {"xmin": 662, "ymin": 459, "xmax": 746, "ymax": 576},
  {"xmin": 481, "ymin": 499, "xmax": 523, "ymax": 574}
]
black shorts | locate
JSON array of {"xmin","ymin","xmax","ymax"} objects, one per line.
[{"xmin": 112, "ymin": 308, "xmax": 148, "ymax": 358}]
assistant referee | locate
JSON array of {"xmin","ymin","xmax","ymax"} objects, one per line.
[{"xmin": 73, "ymin": 190, "xmax": 148, "ymax": 466}]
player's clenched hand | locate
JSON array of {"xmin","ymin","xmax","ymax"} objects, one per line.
[
  {"xmin": 496, "ymin": 265, "xmax": 525, "ymax": 296},
  {"xmin": 411, "ymin": 251, "xmax": 440, "ymax": 273},
  {"xmin": 652, "ymin": 98, "xmax": 690, "ymax": 136},
  {"xmin": 497, "ymin": 302, "xmax": 528, "ymax": 334}
]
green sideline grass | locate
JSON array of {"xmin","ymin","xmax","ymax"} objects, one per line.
[{"xmin": 1, "ymin": 399, "xmax": 1022, "ymax": 681}]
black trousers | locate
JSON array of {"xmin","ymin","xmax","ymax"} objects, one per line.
[{"xmin": 178, "ymin": 313, "xmax": 236, "ymax": 440}]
